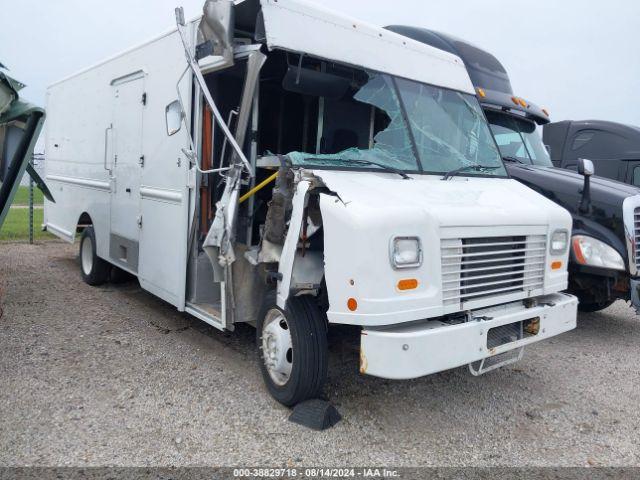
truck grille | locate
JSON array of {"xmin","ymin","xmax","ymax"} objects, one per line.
[
  {"xmin": 635, "ymin": 208, "xmax": 640, "ymax": 271},
  {"xmin": 442, "ymin": 235, "xmax": 546, "ymax": 307}
]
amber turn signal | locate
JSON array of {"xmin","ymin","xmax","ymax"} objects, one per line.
[
  {"xmin": 551, "ymin": 261, "xmax": 563, "ymax": 270},
  {"xmin": 397, "ymin": 279, "xmax": 419, "ymax": 291},
  {"xmin": 347, "ymin": 298, "xmax": 358, "ymax": 311}
]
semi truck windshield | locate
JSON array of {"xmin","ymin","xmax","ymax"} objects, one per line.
[
  {"xmin": 486, "ymin": 111, "xmax": 553, "ymax": 167},
  {"xmin": 288, "ymin": 72, "xmax": 505, "ymax": 177}
]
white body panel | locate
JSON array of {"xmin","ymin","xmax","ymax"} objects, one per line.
[
  {"xmin": 260, "ymin": 0, "xmax": 474, "ymax": 94},
  {"xmin": 315, "ymin": 171, "xmax": 572, "ymax": 326},
  {"xmin": 45, "ymin": 26, "xmax": 194, "ymax": 308}
]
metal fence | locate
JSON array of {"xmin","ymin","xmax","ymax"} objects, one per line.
[{"xmin": 27, "ymin": 153, "xmax": 44, "ymax": 244}]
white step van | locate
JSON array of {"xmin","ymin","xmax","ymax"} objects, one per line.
[{"xmin": 44, "ymin": 0, "xmax": 578, "ymax": 405}]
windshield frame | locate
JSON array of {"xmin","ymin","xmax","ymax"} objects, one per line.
[
  {"xmin": 287, "ymin": 64, "xmax": 509, "ymax": 179},
  {"xmin": 485, "ymin": 110, "xmax": 553, "ymax": 167}
]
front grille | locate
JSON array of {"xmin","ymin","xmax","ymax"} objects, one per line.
[
  {"xmin": 486, "ymin": 318, "xmax": 539, "ymax": 349},
  {"xmin": 635, "ymin": 207, "xmax": 640, "ymax": 271},
  {"xmin": 442, "ymin": 235, "xmax": 546, "ymax": 307}
]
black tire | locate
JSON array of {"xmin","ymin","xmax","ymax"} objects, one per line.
[
  {"xmin": 79, "ymin": 226, "xmax": 110, "ymax": 286},
  {"xmin": 257, "ymin": 290, "xmax": 328, "ymax": 407},
  {"xmin": 578, "ymin": 299, "xmax": 616, "ymax": 313}
]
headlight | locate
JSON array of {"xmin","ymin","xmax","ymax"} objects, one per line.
[
  {"xmin": 572, "ymin": 235, "xmax": 625, "ymax": 271},
  {"xmin": 390, "ymin": 237, "xmax": 422, "ymax": 269},
  {"xmin": 550, "ymin": 229, "xmax": 569, "ymax": 255}
]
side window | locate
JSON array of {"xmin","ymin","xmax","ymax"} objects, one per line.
[
  {"xmin": 571, "ymin": 130, "xmax": 596, "ymax": 150},
  {"xmin": 633, "ymin": 166, "xmax": 640, "ymax": 187},
  {"xmin": 491, "ymin": 130, "xmax": 526, "ymax": 158}
]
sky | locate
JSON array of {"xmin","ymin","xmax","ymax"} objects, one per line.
[{"xmin": 3, "ymin": 0, "xmax": 640, "ymax": 137}]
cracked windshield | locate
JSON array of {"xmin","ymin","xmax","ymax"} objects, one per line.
[{"xmin": 288, "ymin": 70, "xmax": 505, "ymax": 177}]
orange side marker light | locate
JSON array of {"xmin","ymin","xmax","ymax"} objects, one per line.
[
  {"xmin": 398, "ymin": 279, "xmax": 419, "ymax": 291},
  {"xmin": 347, "ymin": 298, "xmax": 358, "ymax": 311}
]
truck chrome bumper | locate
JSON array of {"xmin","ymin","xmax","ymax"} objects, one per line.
[{"xmin": 359, "ymin": 293, "xmax": 577, "ymax": 380}]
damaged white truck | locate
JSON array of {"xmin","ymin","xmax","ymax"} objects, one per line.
[{"xmin": 44, "ymin": 0, "xmax": 578, "ymax": 406}]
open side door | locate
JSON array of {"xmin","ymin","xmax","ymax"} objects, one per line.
[{"xmin": 174, "ymin": 3, "xmax": 264, "ymax": 329}]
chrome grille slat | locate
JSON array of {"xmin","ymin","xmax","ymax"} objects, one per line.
[
  {"xmin": 442, "ymin": 239, "xmax": 545, "ymax": 249},
  {"xmin": 442, "ymin": 260, "xmax": 545, "ymax": 276},
  {"xmin": 442, "ymin": 276, "xmax": 543, "ymax": 293},
  {"xmin": 442, "ymin": 253, "xmax": 545, "ymax": 266},
  {"xmin": 442, "ymin": 268, "xmax": 544, "ymax": 284},
  {"xmin": 441, "ymin": 234, "xmax": 547, "ymax": 306},
  {"xmin": 441, "ymin": 246, "xmax": 546, "ymax": 259},
  {"xmin": 442, "ymin": 282, "xmax": 545, "ymax": 301}
]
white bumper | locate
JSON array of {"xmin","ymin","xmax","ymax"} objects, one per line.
[{"xmin": 360, "ymin": 293, "xmax": 577, "ymax": 380}]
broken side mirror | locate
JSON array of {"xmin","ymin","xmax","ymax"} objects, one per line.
[
  {"xmin": 577, "ymin": 158, "xmax": 594, "ymax": 213},
  {"xmin": 165, "ymin": 100, "xmax": 182, "ymax": 136}
]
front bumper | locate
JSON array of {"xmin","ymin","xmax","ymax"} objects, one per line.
[{"xmin": 360, "ymin": 293, "xmax": 577, "ymax": 380}]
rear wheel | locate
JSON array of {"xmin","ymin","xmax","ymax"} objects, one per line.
[
  {"xmin": 79, "ymin": 226, "xmax": 110, "ymax": 286},
  {"xmin": 257, "ymin": 291, "xmax": 328, "ymax": 407}
]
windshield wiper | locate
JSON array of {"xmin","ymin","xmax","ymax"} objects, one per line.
[
  {"xmin": 502, "ymin": 155, "xmax": 525, "ymax": 164},
  {"xmin": 304, "ymin": 158, "xmax": 412, "ymax": 179},
  {"xmin": 442, "ymin": 164, "xmax": 502, "ymax": 180}
]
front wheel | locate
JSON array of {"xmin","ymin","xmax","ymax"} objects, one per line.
[
  {"xmin": 257, "ymin": 291, "xmax": 328, "ymax": 407},
  {"xmin": 578, "ymin": 299, "xmax": 616, "ymax": 312}
]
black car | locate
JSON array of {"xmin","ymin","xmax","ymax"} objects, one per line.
[{"xmin": 387, "ymin": 25, "xmax": 640, "ymax": 313}]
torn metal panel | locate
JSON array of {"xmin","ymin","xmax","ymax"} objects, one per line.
[
  {"xmin": 202, "ymin": 49, "xmax": 266, "ymax": 267},
  {"xmin": 232, "ymin": 243, "xmax": 267, "ymax": 325},
  {"xmin": 291, "ymin": 250, "xmax": 323, "ymax": 292},
  {"xmin": 199, "ymin": 0, "xmax": 235, "ymax": 66},
  {"xmin": 276, "ymin": 179, "xmax": 311, "ymax": 309}
]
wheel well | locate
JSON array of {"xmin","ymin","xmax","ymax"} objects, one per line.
[{"xmin": 76, "ymin": 212, "xmax": 93, "ymax": 232}]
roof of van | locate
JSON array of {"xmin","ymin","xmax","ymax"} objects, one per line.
[{"xmin": 50, "ymin": 1, "xmax": 476, "ymax": 95}]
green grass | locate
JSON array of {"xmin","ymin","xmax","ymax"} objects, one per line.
[
  {"xmin": 0, "ymin": 208, "xmax": 55, "ymax": 242},
  {"xmin": 12, "ymin": 185, "xmax": 44, "ymax": 206}
]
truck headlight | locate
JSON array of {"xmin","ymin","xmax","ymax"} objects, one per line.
[
  {"xmin": 390, "ymin": 237, "xmax": 422, "ymax": 269},
  {"xmin": 572, "ymin": 235, "xmax": 625, "ymax": 271},
  {"xmin": 550, "ymin": 229, "xmax": 568, "ymax": 255}
]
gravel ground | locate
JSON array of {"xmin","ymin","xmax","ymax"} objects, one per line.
[{"xmin": 1, "ymin": 241, "xmax": 639, "ymax": 467}]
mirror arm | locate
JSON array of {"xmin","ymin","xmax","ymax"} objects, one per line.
[{"xmin": 579, "ymin": 175, "xmax": 591, "ymax": 213}]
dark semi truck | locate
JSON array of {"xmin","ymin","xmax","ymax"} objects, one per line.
[
  {"xmin": 544, "ymin": 120, "xmax": 640, "ymax": 186},
  {"xmin": 388, "ymin": 26, "xmax": 640, "ymax": 313}
]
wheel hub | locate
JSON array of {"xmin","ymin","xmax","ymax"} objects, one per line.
[
  {"xmin": 261, "ymin": 309, "xmax": 293, "ymax": 386},
  {"xmin": 81, "ymin": 236, "xmax": 94, "ymax": 275}
]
